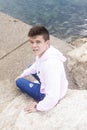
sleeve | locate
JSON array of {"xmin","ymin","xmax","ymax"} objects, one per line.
[
  {"xmin": 20, "ymin": 62, "xmax": 37, "ymax": 77},
  {"xmin": 36, "ymin": 60, "xmax": 64, "ymax": 111}
]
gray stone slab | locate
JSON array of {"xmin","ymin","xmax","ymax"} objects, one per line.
[
  {"xmin": 0, "ymin": 41, "xmax": 34, "ymax": 81},
  {"xmin": 0, "ymin": 90, "xmax": 87, "ymax": 130},
  {"xmin": 0, "ymin": 12, "xmax": 31, "ymax": 59}
]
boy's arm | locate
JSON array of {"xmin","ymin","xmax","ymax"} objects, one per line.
[
  {"xmin": 36, "ymin": 61, "xmax": 68, "ymax": 111},
  {"xmin": 16, "ymin": 62, "xmax": 37, "ymax": 79}
]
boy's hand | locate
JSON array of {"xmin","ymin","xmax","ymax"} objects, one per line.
[{"xmin": 24, "ymin": 101, "xmax": 37, "ymax": 113}]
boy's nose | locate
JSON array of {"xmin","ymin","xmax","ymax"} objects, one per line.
[{"xmin": 32, "ymin": 42, "xmax": 37, "ymax": 47}]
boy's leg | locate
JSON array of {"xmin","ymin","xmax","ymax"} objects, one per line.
[{"xmin": 16, "ymin": 78, "xmax": 45, "ymax": 101}]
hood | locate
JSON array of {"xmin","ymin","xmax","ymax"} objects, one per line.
[{"xmin": 37, "ymin": 46, "xmax": 66, "ymax": 62}]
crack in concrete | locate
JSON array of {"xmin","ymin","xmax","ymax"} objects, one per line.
[{"xmin": 0, "ymin": 40, "xmax": 29, "ymax": 60}]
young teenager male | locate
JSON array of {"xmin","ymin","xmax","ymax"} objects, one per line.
[{"xmin": 16, "ymin": 25, "xmax": 68, "ymax": 113}]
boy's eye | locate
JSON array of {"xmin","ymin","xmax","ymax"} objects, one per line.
[
  {"xmin": 29, "ymin": 40, "xmax": 41, "ymax": 45},
  {"xmin": 30, "ymin": 41, "xmax": 34, "ymax": 44}
]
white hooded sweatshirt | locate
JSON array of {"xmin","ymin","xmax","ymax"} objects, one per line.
[{"xmin": 21, "ymin": 46, "xmax": 68, "ymax": 111}]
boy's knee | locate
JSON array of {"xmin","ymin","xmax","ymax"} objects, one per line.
[{"xmin": 16, "ymin": 78, "xmax": 23, "ymax": 87}]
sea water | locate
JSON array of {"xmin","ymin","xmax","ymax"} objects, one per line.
[{"xmin": 0, "ymin": 0, "xmax": 87, "ymax": 42}]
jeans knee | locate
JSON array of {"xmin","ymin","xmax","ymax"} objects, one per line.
[{"xmin": 16, "ymin": 78, "xmax": 23, "ymax": 87}]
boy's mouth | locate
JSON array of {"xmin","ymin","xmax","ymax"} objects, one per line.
[{"xmin": 33, "ymin": 49, "xmax": 38, "ymax": 52}]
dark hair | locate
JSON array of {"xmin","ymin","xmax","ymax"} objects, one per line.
[{"xmin": 28, "ymin": 25, "xmax": 49, "ymax": 41}]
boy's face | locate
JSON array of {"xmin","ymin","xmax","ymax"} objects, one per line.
[{"xmin": 29, "ymin": 35, "xmax": 50, "ymax": 57}]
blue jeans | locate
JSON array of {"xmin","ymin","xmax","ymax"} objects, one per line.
[{"xmin": 16, "ymin": 74, "xmax": 45, "ymax": 101}]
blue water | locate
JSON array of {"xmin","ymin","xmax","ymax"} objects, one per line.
[{"xmin": 0, "ymin": 0, "xmax": 87, "ymax": 42}]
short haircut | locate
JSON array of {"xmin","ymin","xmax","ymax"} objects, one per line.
[{"xmin": 28, "ymin": 25, "xmax": 49, "ymax": 41}]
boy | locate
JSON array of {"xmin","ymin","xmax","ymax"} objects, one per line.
[{"xmin": 16, "ymin": 25, "xmax": 68, "ymax": 113}]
